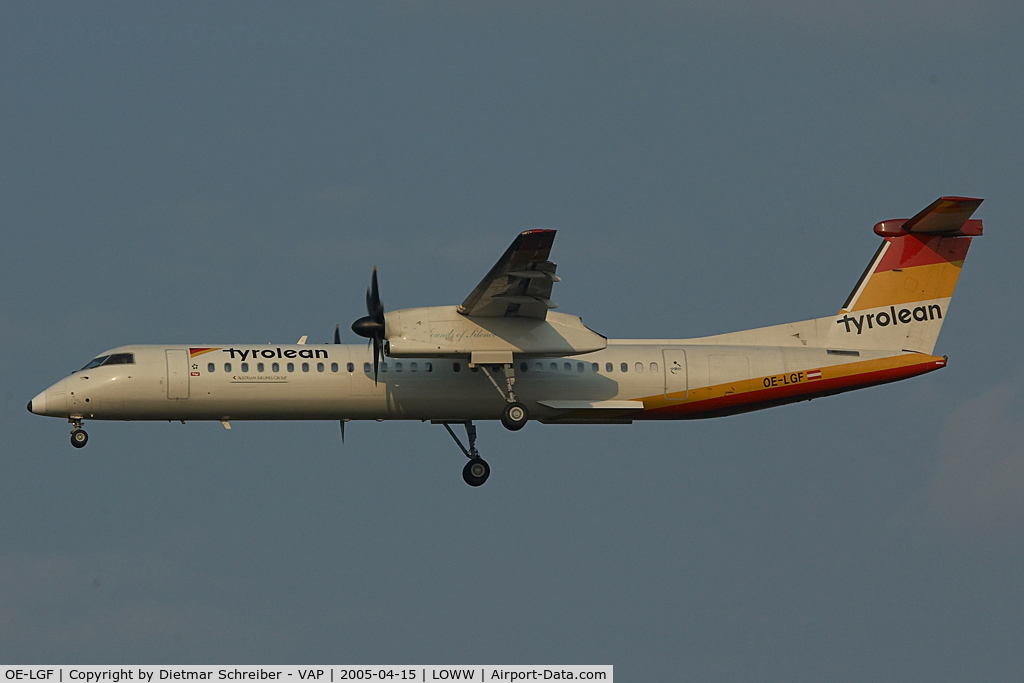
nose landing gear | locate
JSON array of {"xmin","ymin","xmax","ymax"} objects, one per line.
[
  {"xmin": 69, "ymin": 418, "xmax": 88, "ymax": 448},
  {"xmin": 440, "ymin": 421, "xmax": 490, "ymax": 487}
]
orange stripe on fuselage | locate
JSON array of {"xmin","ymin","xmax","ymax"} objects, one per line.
[{"xmin": 632, "ymin": 354, "xmax": 946, "ymax": 420}]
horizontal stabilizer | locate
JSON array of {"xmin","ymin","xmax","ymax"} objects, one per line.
[{"xmin": 875, "ymin": 196, "xmax": 983, "ymax": 236}]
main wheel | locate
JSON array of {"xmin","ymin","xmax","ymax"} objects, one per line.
[
  {"xmin": 70, "ymin": 429, "xmax": 88, "ymax": 448},
  {"xmin": 462, "ymin": 458, "xmax": 490, "ymax": 487},
  {"xmin": 501, "ymin": 402, "xmax": 529, "ymax": 431}
]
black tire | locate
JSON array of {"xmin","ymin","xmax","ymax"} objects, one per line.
[
  {"xmin": 501, "ymin": 402, "xmax": 529, "ymax": 431},
  {"xmin": 70, "ymin": 429, "xmax": 88, "ymax": 448},
  {"xmin": 462, "ymin": 458, "xmax": 490, "ymax": 487}
]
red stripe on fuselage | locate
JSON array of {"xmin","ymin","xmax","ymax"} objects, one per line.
[{"xmin": 636, "ymin": 358, "xmax": 945, "ymax": 420}]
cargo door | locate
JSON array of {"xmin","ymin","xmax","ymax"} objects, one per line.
[
  {"xmin": 662, "ymin": 349, "xmax": 687, "ymax": 400},
  {"xmin": 166, "ymin": 349, "xmax": 190, "ymax": 399}
]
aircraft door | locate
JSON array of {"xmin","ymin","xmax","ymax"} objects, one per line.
[
  {"xmin": 662, "ymin": 349, "xmax": 687, "ymax": 400},
  {"xmin": 166, "ymin": 349, "xmax": 190, "ymax": 399}
]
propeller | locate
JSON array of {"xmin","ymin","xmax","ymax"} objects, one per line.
[
  {"xmin": 351, "ymin": 267, "xmax": 385, "ymax": 384},
  {"xmin": 333, "ymin": 324, "xmax": 344, "ymax": 442}
]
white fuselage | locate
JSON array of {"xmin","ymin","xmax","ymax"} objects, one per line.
[{"xmin": 29, "ymin": 340, "xmax": 940, "ymax": 424}]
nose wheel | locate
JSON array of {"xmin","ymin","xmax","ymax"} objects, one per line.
[
  {"xmin": 69, "ymin": 419, "xmax": 88, "ymax": 448},
  {"xmin": 439, "ymin": 421, "xmax": 490, "ymax": 487}
]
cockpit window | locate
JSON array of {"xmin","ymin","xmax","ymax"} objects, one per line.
[{"xmin": 79, "ymin": 353, "xmax": 134, "ymax": 371}]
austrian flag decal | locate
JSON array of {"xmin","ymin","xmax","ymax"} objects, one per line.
[{"xmin": 807, "ymin": 369, "xmax": 822, "ymax": 380}]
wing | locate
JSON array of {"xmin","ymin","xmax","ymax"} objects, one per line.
[{"xmin": 457, "ymin": 229, "xmax": 561, "ymax": 319}]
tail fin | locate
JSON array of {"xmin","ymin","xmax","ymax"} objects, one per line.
[{"xmin": 832, "ymin": 197, "xmax": 982, "ymax": 354}]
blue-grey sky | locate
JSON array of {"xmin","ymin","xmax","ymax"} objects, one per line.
[{"xmin": 2, "ymin": 2, "xmax": 1023, "ymax": 678}]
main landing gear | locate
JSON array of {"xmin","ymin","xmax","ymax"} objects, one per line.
[
  {"xmin": 439, "ymin": 421, "xmax": 490, "ymax": 487},
  {"xmin": 69, "ymin": 418, "xmax": 88, "ymax": 448},
  {"xmin": 478, "ymin": 363, "xmax": 529, "ymax": 431}
]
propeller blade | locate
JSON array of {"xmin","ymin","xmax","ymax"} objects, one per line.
[
  {"xmin": 351, "ymin": 267, "xmax": 386, "ymax": 386},
  {"xmin": 368, "ymin": 267, "xmax": 383, "ymax": 320},
  {"xmin": 372, "ymin": 337, "xmax": 380, "ymax": 384},
  {"xmin": 334, "ymin": 324, "xmax": 341, "ymax": 344},
  {"xmin": 340, "ymin": 420, "xmax": 345, "ymax": 443}
]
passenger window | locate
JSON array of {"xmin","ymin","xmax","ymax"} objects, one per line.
[
  {"xmin": 592, "ymin": 363, "xmax": 599, "ymax": 372},
  {"xmin": 425, "ymin": 362, "xmax": 432, "ymax": 372},
  {"xmin": 395, "ymin": 362, "xmax": 403, "ymax": 372},
  {"xmin": 331, "ymin": 362, "xmax": 339, "ymax": 372},
  {"xmin": 606, "ymin": 363, "xmax": 613, "ymax": 372},
  {"xmin": 651, "ymin": 362, "xmax": 658, "ymax": 373},
  {"xmin": 208, "ymin": 363, "xmax": 215, "ymax": 373},
  {"xmin": 381, "ymin": 363, "xmax": 388, "ymax": 372},
  {"xmin": 577, "ymin": 362, "xmax": 585, "ymax": 373},
  {"xmin": 257, "ymin": 362, "xmax": 264, "ymax": 372},
  {"xmin": 564, "ymin": 362, "xmax": 572, "ymax": 372},
  {"xmin": 317, "ymin": 362, "xmax": 324, "ymax": 372},
  {"xmin": 410, "ymin": 362, "xmax": 418, "ymax": 372},
  {"xmin": 287, "ymin": 363, "xmax": 295, "ymax": 372},
  {"xmin": 550, "ymin": 362, "xmax": 558, "ymax": 372},
  {"xmin": 635, "ymin": 362, "xmax": 643, "ymax": 373},
  {"xmin": 347, "ymin": 362, "xmax": 354, "ymax": 372},
  {"xmin": 241, "ymin": 363, "xmax": 249, "ymax": 372},
  {"xmin": 224, "ymin": 363, "xmax": 232, "ymax": 372},
  {"xmin": 302, "ymin": 363, "xmax": 309, "ymax": 372},
  {"xmin": 534, "ymin": 362, "xmax": 543, "ymax": 372},
  {"xmin": 453, "ymin": 363, "xmax": 461, "ymax": 372},
  {"xmin": 272, "ymin": 362, "xmax": 280, "ymax": 372},
  {"xmin": 620, "ymin": 363, "xmax": 628, "ymax": 372},
  {"xmin": 520, "ymin": 362, "xmax": 528, "ymax": 372},
  {"xmin": 364, "ymin": 362, "xmax": 371, "ymax": 373}
]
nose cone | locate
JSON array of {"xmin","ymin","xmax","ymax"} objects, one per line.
[
  {"xmin": 29, "ymin": 378, "xmax": 67, "ymax": 417},
  {"xmin": 29, "ymin": 391, "xmax": 46, "ymax": 415}
]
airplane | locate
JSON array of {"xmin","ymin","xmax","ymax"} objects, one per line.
[{"xmin": 28, "ymin": 196, "xmax": 983, "ymax": 486}]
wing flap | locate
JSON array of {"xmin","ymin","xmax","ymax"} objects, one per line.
[{"xmin": 458, "ymin": 230, "xmax": 559, "ymax": 319}]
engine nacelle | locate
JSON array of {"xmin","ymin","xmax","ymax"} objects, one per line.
[{"xmin": 383, "ymin": 306, "xmax": 607, "ymax": 358}]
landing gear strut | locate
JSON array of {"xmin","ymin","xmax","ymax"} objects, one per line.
[
  {"xmin": 440, "ymin": 421, "xmax": 490, "ymax": 487},
  {"xmin": 478, "ymin": 363, "xmax": 530, "ymax": 431},
  {"xmin": 69, "ymin": 418, "xmax": 88, "ymax": 448}
]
